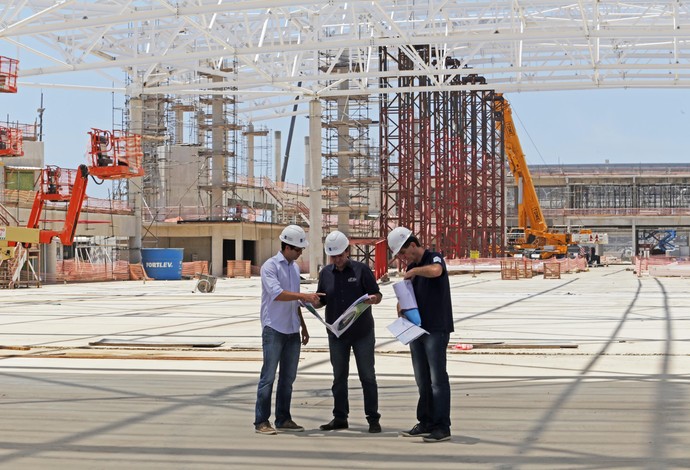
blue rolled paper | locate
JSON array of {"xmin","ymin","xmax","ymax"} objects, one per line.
[{"xmin": 402, "ymin": 308, "xmax": 421, "ymax": 326}]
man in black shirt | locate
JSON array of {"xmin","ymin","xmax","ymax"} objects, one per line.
[
  {"xmin": 388, "ymin": 226, "xmax": 454, "ymax": 443},
  {"xmin": 315, "ymin": 230, "xmax": 383, "ymax": 433}
]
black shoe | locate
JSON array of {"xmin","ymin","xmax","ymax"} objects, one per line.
[
  {"xmin": 319, "ymin": 418, "xmax": 348, "ymax": 431},
  {"xmin": 423, "ymin": 428, "xmax": 451, "ymax": 442},
  {"xmin": 399, "ymin": 423, "xmax": 431, "ymax": 437},
  {"xmin": 368, "ymin": 421, "xmax": 382, "ymax": 433}
]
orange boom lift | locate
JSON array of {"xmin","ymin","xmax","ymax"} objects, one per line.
[
  {"xmin": 0, "ymin": 56, "xmax": 19, "ymax": 93},
  {"xmin": 88, "ymin": 128, "xmax": 144, "ymax": 179},
  {"xmin": 1, "ymin": 130, "xmax": 144, "ymax": 261},
  {"xmin": 0, "ymin": 56, "xmax": 24, "ymax": 157},
  {"xmin": 0, "ymin": 126, "xmax": 23, "ymax": 157}
]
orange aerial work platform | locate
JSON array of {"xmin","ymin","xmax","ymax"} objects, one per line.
[
  {"xmin": 0, "ymin": 56, "xmax": 19, "ymax": 93},
  {"xmin": 26, "ymin": 165, "xmax": 89, "ymax": 245},
  {"xmin": 87, "ymin": 128, "xmax": 144, "ymax": 179},
  {"xmin": 0, "ymin": 126, "xmax": 23, "ymax": 156}
]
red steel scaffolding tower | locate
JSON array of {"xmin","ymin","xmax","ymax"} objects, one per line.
[{"xmin": 379, "ymin": 46, "xmax": 505, "ymax": 258}]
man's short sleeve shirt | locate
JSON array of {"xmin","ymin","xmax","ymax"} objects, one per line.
[
  {"xmin": 316, "ymin": 260, "xmax": 381, "ymax": 340},
  {"xmin": 408, "ymin": 250, "xmax": 454, "ymax": 333}
]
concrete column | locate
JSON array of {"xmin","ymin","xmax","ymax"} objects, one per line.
[
  {"xmin": 211, "ymin": 225, "xmax": 223, "ymax": 277},
  {"xmin": 337, "ymin": 92, "xmax": 350, "ymax": 234},
  {"xmin": 210, "ymin": 76, "xmax": 225, "ymax": 220},
  {"xmin": 308, "ymin": 99, "xmax": 323, "ymax": 279},
  {"xmin": 175, "ymin": 109, "xmax": 184, "ymax": 144},
  {"xmin": 274, "ymin": 131, "xmax": 282, "ymax": 182},
  {"xmin": 43, "ymin": 240, "xmax": 58, "ymax": 279},
  {"xmin": 304, "ymin": 137, "xmax": 311, "ymax": 188},
  {"xmin": 246, "ymin": 124, "xmax": 255, "ymax": 181},
  {"xmin": 128, "ymin": 96, "xmax": 143, "ymax": 264},
  {"xmin": 197, "ymin": 109, "xmax": 205, "ymax": 146},
  {"xmin": 235, "ymin": 223, "xmax": 244, "ymax": 261}
]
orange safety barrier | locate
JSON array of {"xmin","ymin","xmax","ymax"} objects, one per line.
[
  {"xmin": 633, "ymin": 255, "xmax": 690, "ymax": 277},
  {"xmin": 445, "ymin": 256, "xmax": 588, "ymax": 278},
  {"xmin": 51, "ymin": 260, "xmax": 130, "ymax": 283}
]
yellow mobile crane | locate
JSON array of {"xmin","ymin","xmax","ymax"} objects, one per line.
[{"xmin": 494, "ymin": 94, "xmax": 604, "ymax": 259}]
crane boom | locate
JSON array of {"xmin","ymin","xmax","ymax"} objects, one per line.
[
  {"xmin": 494, "ymin": 94, "xmax": 573, "ymax": 259},
  {"xmin": 496, "ymin": 96, "xmax": 548, "ymax": 233}
]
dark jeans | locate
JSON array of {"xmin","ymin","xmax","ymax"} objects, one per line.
[
  {"xmin": 254, "ymin": 326, "xmax": 301, "ymax": 427},
  {"xmin": 409, "ymin": 330, "xmax": 451, "ymax": 432},
  {"xmin": 328, "ymin": 328, "xmax": 380, "ymax": 423}
]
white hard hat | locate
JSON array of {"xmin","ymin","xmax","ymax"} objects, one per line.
[
  {"xmin": 387, "ymin": 226, "xmax": 412, "ymax": 256},
  {"xmin": 324, "ymin": 230, "xmax": 349, "ymax": 256},
  {"xmin": 279, "ymin": 225, "xmax": 309, "ymax": 248}
]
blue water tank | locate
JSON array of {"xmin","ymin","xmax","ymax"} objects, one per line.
[{"xmin": 141, "ymin": 248, "xmax": 184, "ymax": 280}]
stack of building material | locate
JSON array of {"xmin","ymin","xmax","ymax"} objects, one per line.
[
  {"xmin": 182, "ymin": 261, "xmax": 208, "ymax": 277},
  {"xmin": 517, "ymin": 259, "xmax": 534, "ymax": 278},
  {"xmin": 226, "ymin": 260, "xmax": 251, "ymax": 278},
  {"xmin": 500, "ymin": 260, "xmax": 519, "ymax": 280},
  {"xmin": 543, "ymin": 263, "xmax": 561, "ymax": 279}
]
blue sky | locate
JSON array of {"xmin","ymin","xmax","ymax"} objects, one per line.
[
  {"xmin": 509, "ymin": 89, "xmax": 690, "ymax": 167},
  {"xmin": 3, "ymin": 68, "xmax": 689, "ymax": 198}
]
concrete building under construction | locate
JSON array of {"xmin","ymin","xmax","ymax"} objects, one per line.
[
  {"xmin": 3, "ymin": 3, "xmax": 690, "ymax": 286},
  {"xmin": 3, "ymin": 60, "xmax": 690, "ymax": 285}
]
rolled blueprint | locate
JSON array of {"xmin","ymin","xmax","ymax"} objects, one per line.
[
  {"xmin": 393, "ymin": 280, "xmax": 421, "ymax": 326},
  {"xmin": 392, "ymin": 280, "xmax": 417, "ymax": 310}
]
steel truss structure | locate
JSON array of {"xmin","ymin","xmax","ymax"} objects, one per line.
[
  {"xmin": 380, "ymin": 46, "xmax": 503, "ymax": 258},
  {"xmin": 3, "ymin": 2, "xmax": 690, "ymax": 115}
]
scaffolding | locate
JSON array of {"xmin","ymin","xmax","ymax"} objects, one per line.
[
  {"xmin": 322, "ymin": 93, "xmax": 380, "ymax": 237},
  {"xmin": 241, "ymin": 124, "xmax": 271, "ymax": 182},
  {"xmin": 138, "ymin": 94, "xmax": 168, "ymax": 204},
  {"xmin": 196, "ymin": 64, "xmax": 241, "ymax": 220},
  {"xmin": 318, "ymin": 55, "xmax": 381, "ymax": 248},
  {"xmin": 379, "ymin": 46, "xmax": 505, "ymax": 258}
]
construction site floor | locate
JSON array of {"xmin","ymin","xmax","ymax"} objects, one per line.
[{"xmin": 1, "ymin": 266, "xmax": 689, "ymax": 469}]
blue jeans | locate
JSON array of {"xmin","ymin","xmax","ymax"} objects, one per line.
[
  {"xmin": 409, "ymin": 330, "xmax": 451, "ymax": 432},
  {"xmin": 328, "ymin": 329, "xmax": 380, "ymax": 423},
  {"xmin": 254, "ymin": 326, "xmax": 301, "ymax": 426}
]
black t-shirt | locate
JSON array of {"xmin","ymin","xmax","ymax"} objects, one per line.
[
  {"xmin": 407, "ymin": 250, "xmax": 454, "ymax": 333},
  {"xmin": 317, "ymin": 260, "xmax": 381, "ymax": 340}
]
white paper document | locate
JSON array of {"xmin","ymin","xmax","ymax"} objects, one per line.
[
  {"xmin": 392, "ymin": 280, "xmax": 418, "ymax": 310},
  {"xmin": 300, "ymin": 293, "xmax": 371, "ymax": 338},
  {"xmin": 387, "ymin": 317, "xmax": 428, "ymax": 345}
]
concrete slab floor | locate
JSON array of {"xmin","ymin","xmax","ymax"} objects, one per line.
[{"xmin": 1, "ymin": 266, "xmax": 689, "ymax": 469}]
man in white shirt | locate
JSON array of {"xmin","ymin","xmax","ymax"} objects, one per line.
[{"xmin": 254, "ymin": 225, "xmax": 322, "ymax": 435}]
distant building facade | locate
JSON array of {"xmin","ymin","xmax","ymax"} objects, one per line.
[{"xmin": 507, "ymin": 163, "xmax": 690, "ymax": 260}]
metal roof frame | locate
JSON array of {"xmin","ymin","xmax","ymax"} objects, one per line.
[{"xmin": 3, "ymin": 1, "xmax": 690, "ymax": 120}]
